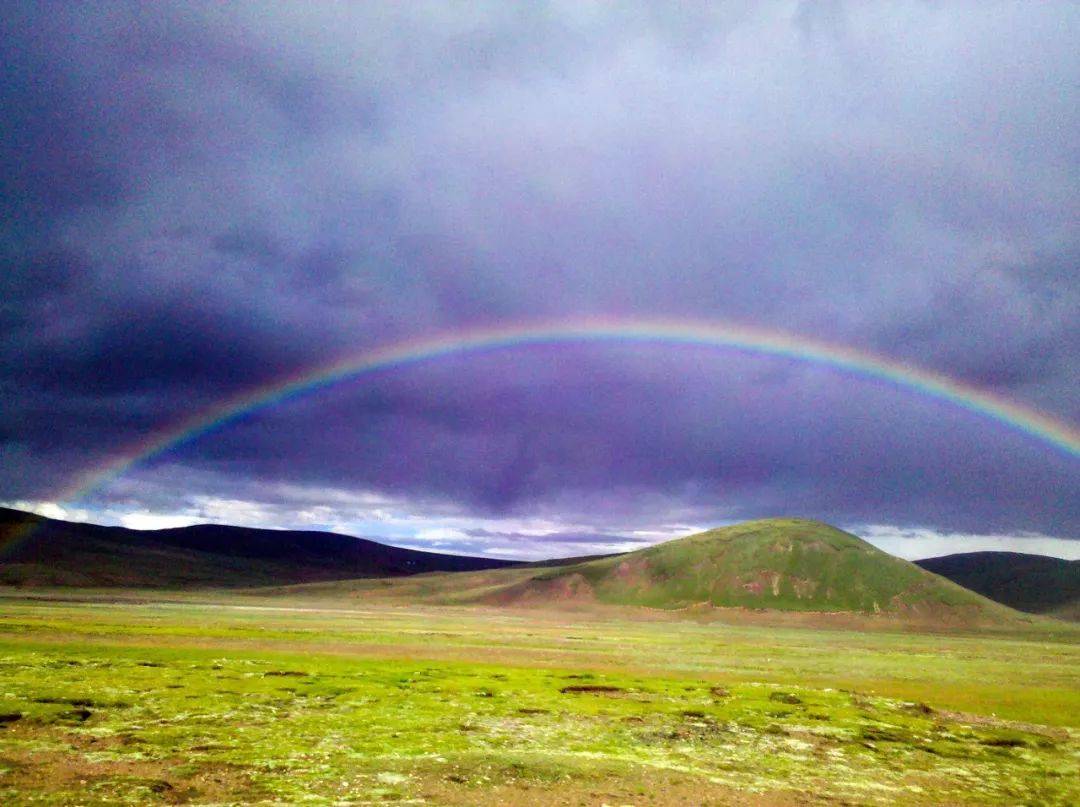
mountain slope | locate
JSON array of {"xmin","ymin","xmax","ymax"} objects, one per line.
[
  {"xmin": 484, "ymin": 519, "xmax": 1005, "ymax": 615},
  {"xmin": 0, "ymin": 508, "xmax": 517, "ymax": 588},
  {"xmin": 915, "ymin": 552, "xmax": 1079, "ymax": 619},
  {"xmin": 267, "ymin": 519, "xmax": 1017, "ymax": 621}
]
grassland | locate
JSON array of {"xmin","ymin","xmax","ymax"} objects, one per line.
[{"xmin": 0, "ymin": 590, "xmax": 1077, "ymax": 805}]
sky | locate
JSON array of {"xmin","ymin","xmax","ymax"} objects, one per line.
[{"xmin": 2, "ymin": 1, "xmax": 1078, "ymax": 561}]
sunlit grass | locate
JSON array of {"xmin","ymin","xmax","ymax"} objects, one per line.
[{"xmin": 0, "ymin": 593, "xmax": 1077, "ymax": 804}]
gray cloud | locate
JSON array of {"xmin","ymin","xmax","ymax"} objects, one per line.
[{"xmin": 1, "ymin": 2, "xmax": 1077, "ymax": 552}]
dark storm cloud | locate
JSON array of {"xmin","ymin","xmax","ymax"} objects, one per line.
[
  {"xmin": 1, "ymin": 2, "xmax": 1077, "ymax": 545},
  {"xmin": 148, "ymin": 348, "xmax": 1077, "ymax": 536}
]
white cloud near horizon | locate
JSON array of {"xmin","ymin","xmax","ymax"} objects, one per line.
[
  {"xmin": 5, "ymin": 496, "xmax": 1077, "ymax": 562},
  {"xmin": 855, "ymin": 524, "xmax": 1080, "ymax": 561}
]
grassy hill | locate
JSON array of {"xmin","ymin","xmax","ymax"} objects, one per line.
[
  {"xmin": 263, "ymin": 519, "xmax": 1017, "ymax": 621},
  {"xmin": 486, "ymin": 519, "xmax": 1008, "ymax": 615},
  {"xmin": 916, "ymin": 552, "xmax": 1079, "ymax": 620},
  {"xmin": 0, "ymin": 508, "xmax": 517, "ymax": 588}
]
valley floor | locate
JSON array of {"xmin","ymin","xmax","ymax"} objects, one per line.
[{"xmin": 0, "ymin": 589, "xmax": 1077, "ymax": 805}]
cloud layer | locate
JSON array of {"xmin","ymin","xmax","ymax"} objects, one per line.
[{"xmin": 2, "ymin": 2, "xmax": 1077, "ymax": 556}]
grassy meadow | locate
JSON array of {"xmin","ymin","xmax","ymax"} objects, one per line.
[{"xmin": 0, "ymin": 591, "xmax": 1077, "ymax": 805}]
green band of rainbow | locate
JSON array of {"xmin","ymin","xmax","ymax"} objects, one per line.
[{"xmin": 51, "ymin": 316, "xmax": 1080, "ymax": 505}]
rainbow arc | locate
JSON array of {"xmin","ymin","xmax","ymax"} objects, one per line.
[{"xmin": 47, "ymin": 316, "xmax": 1077, "ymax": 508}]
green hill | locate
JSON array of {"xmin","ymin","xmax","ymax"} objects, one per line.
[
  {"xmin": 260, "ymin": 519, "xmax": 1017, "ymax": 621},
  {"xmin": 486, "ymin": 519, "xmax": 1005, "ymax": 615}
]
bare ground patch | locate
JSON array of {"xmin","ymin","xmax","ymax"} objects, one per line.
[
  {"xmin": 414, "ymin": 766, "xmax": 817, "ymax": 807},
  {"xmin": 0, "ymin": 732, "xmax": 263, "ymax": 805}
]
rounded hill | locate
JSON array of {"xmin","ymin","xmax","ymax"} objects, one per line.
[{"xmin": 489, "ymin": 519, "xmax": 1012, "ymax": 617}]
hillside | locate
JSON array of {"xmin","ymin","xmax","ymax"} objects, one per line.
[
  {"xmin": 0, "ymin": 508, "xmax": 517, "ymax": 588},
  {"xmin": 916, "ymin": 552, "xmax": 1079, "ymax": 620},
  {"xmin": 483, "ymin": 519, "xmax": 1011, "ymax": 616},
  {"xmin": 0, "ymin": 508, "xmax": 1041, "ymax": 623},
  {"xmin": 263, "ymin": 519, "xmax": 1018, "ymax": 621}
]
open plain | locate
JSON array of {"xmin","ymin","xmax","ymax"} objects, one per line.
[{"xmin": 0, "ymin": 589, "xmax": 1076, "ymax": 806}]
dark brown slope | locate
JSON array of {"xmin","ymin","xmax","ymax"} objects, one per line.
[
  {"xmin": 0, "ymin": 507, "xmax": 518, "ymax": 588},
  {"xmin": 915, "ymin": 552, "xmax": 1079, "ymax": 620}
]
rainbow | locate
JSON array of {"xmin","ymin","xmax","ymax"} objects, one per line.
[{"xmin": 43, "ymin": 316, "xmax": 1080, "ymax": 506}]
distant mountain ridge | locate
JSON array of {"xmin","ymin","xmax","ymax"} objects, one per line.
[
  {"xmin": 0, "ymin": 507, "xmax": 518, "ymax": 588},
  {"xmin": 915, "ymin": 552, "xmax": 1079, "ymax": 620}
]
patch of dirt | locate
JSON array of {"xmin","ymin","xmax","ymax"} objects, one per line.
[
  {"xmin": 860, "ymin": 725, "xmax": 910, "ymax": 743},
  {"xmin": 932, "ymin": 709, "xmax": 1070, "ymax": 743},
  {"xmin": 637, "ymin": 711, "xmax": 733, "ymax": 745},
  {"xmin": 560, "ymin": 685, "xmax": 625, "ymax": 695},
  {"xmin": 486, "ymin": 573, "xmax": 598, "ymax": 606},
  {"xmin": 32, "ymin": 697, "xmax": 95, "ymax": 706},
  {"xmin": 612, "ymin": 555, "xmax": 651, "ymax": 587},
  {"xmin": 790, "ymin": 577, "xmax": 819, "ymax": 599},
  {"xmin": 739, "ymin": 571, "xmax": 782, "ymax": 597},
  {"xmin": 0, "ymin": 731, "xmax": 264, "ymax": 804},
  {"xmin": 887, "ymin": 588, "xmax": 995, "ymax": 624},
  {"xmin": 415, "ymin": 766, "xmax": 813, "ymax": 806},
  {"xmin": 901, "ymin": 701, "xmax": 934, "ymax": 716},
  {"xmin": 59, "ymin": 707, "xmax": 93, "ymax": 722},
  {"xmin": 769, "ymin": 692, "xmax": 803, "ymax": 705}
]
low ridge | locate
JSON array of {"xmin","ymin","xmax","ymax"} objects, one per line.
[
  {"xmin": 0, "ymin": 507, "xmax": 517, "ymax": 588},
  {"xmin": 916, "ymin": 551, "xmax": 1079, "ymax": 621}
]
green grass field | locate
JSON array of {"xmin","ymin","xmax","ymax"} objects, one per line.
[{"xmin": 0, "ymin": 591, "xmax": 1077, "ymax": 805}]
